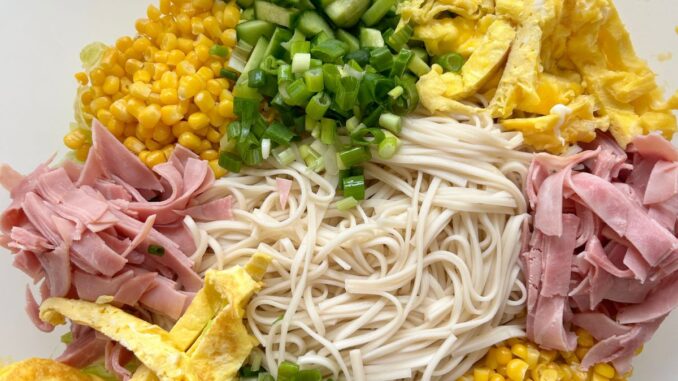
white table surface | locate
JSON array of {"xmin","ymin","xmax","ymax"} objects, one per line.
[{"xmin": 0, "ymin": 0, "xmax": 676, "ymax": 378}]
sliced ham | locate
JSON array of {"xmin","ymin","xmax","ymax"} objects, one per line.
[
  {"xmin": 58, "ymin": 327, "xmax": 107, "ymax": 368},
  {"xmin": 277, "ymin": 178, "xmax": 293, "ymax": 209},
  {"xmin": 105, "ymin": 341, "xmax": 132, "ymax": 381},
  {"xmin": 523, "ymin": 133, "xmax": 678, "ymax": 368},
  {"xmin": 0, "ymin": 119, "xmax": 232, "ymax": 355}
]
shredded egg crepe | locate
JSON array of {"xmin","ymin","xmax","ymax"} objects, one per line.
[
  {"xmin": 402, "ymin": 0, "xmax": 678, "ymax": 153},
  {"xmin": 39, "ymin": 254, "xmax": 271, "ymax": 381}
]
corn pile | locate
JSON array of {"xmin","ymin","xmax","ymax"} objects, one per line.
[
  {"xmin": 457, "ymin": 330, "xmax": 632, "ymax": 381},
  {"xmin": 64, "ymin": 0, "xmax": 240, "ymax": 176}
]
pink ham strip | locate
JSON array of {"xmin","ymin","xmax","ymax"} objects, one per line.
[
  {"xmin": 105, "ymin": 341, "xmax": 132, "ymax": 381},
  {"xmin": 177, "ymin": 195, "xmax": 233, "ymax": 221},
  {"xmin": 139, "ymin": 278, "xmax": 189, "ymax": 320},
  {"xmin": 523, "ymin": 133, "xmax": 678, "ymax": 369},
  {"xmin": 25, "ymin": 287, "xmax": 54, "ymax": 332},
  {"xmin": 58, "ymin": 327, "xmax": 107, "ymax": 368},
  {"xmin": 121, "ymin": 214, "xmax": 156, "ymax": 257},
  {"xmin": 0, "ymin": 164, "xmax": 24, "ymax": 191},
  {"xmin": 277, "ymin": 178, "xmax": 293, "ymax": 209},
  {"xmin": 35, "ymin": 244, "xmax": 71, "ymax": 297}
]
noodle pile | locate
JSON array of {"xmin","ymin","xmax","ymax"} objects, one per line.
[{"xmin": 186, "ymin": 115, "xmax": 532, "ymax": 380}]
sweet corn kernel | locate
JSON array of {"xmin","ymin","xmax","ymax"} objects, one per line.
[
  {"xmin": 193, "ymin": 0, "xmax": 214, "ymax": 11},
  {"xmin": 124, "ymin": 136, "xmax": 146, "ymax": 154},
  {"xmin": 575, "ymin": 347, "xmax": 588, "ymax": 361},
  {"xmin": 511, "ymin": 344, "xmax": 528, "ymax": 362},
  {"xmin": 191, "ymin": 17, "xmax": 204, "ymax": 35},
  {"xmin": 130, "ymin": 82, "xmax": 152, "ymax": 99},
  {"xmin": 132, "ymin": 37, "xmax": 151, "ymax": 54},
  {"xmin": 219, "ymin": 28, "xmax": 237, "ymax": 47},
  {"xmin": 179, "ymin": 75, "xmax": 204, "ymax": 100},
  {"xmin": 489, "ymin": 375, "xmax": 506, "ymax": 381},
  {"xmin": 496, "ymin": 347, "xmax": 513, "ymax": 366},
  {"xmin": 161, "ymin": 105, "xmax": 184, "ymax": 125},
  {"xmin": 177, "ymin": 37, "xmax": 194, "ymax": 53},
  {"xmin": 90, "ymin": 68, "xmax": 106, "ymax": 86},
  {"xmin": 176, "ymin": 60, "xmax": 196, "ymax": 77},
  {"xmin": 205, "ymin": 78, "xmax": 222, "ymax": 96},
  {"xmin": 75, "ymin": 72, "xmax": 89, "ymax": 85},
  {"xmin": 203, "ymin": 16, "xmax": 221, "ymax": 39},
  {"xmin": 147, "ymin": 4, "xmax": 162, "ymax": 21},
  {"xmin": 160, "ymin": 88, "xmax": 179, "ymax": 105},
  {"xmin": 178, "ymin": 131, "xmax": 201, "ymax": 150},
  {"xmin": 165, "ymin": 51, "xmax": 184, "ymax": 67},
  {"xmin": 126, "ymin": 98, "xmax": 145, "ymax": 118},
  {"xmin": 539, "ymin": 369, "xmax": 558, "ymax": 381},
  {"xmin": 153, "ymin": 123, "xmax": 173, "ymax": 143},
  {"xmin": 506, "ymin": 359, "xmax": 529, "ymax": 381},
  {"xmin": 485, "ymin": 349, "xmax": 499, "ymax": 370},
  {"xmin": 145, "ymin": 150, "xmax": 167, "ymax": 167},
  {"xmin": 200, "ymin": 149, "xmax": 219, "ymax": 161},
  {"xmin": 110, "ymin": 64, "xmax": 126, "ymax": 78},
  {"xmin": 576, "ymin": 329, "xmax": 595, "ymax": 348},
  {"xmin": 138, "ymin": 104, "xmax": 162, "ymax": 129},
  {"xmin": 116, "ymin": 36, "xmax": 134, "ymax": 51},
  {"xmin": 194, "ymin": 90, "xmax": 216, "ymax": 113},
  {"xmin": 188, "ymin": 112, "xmax": 210, "ymax": 130},
  {"xmin": 208, "ymin": 159, "xmax": 227, "ymax": 178},
  {"xmin": 145, "ymin": 138, "xmax": 162, "ymax": 151},
  {"xmin": 195, "ymin": 45, "xmax": 211, "ymax": 63},
  {"xmin": 159, "ymin": 0, "xmax": 171, "ymax": 14},
  {"xmin": 96, "ymin": 109, "xmax": 114, "ymax": 126},
  {"xmin": 162, "ymin": 144, "xmax": 175, "ymax": 159},
  {"xmin": 222, "ymin": 5, "xmax": 240, "ymax": 28},
  {"xmin": 526, "ymin": 345, "xmax": 540, "ymax": 368},
  {"xmin": 206, "ymin": 127, "xmax": 221, "ymax": 143},
  {"xmin": 593, "ymin": 364, "xmax": 615, "ymax": 378},
  {"xmin": 64, "ymin": 131, "xmax": 85, "ymax": 150},
  {"xmin": 153, "ymin": 63, "xmax": 169, "ymax": 81},
  {"xmin": 196, "ymin": 66, "xmax": 214, "ymax": 82},
  {"xmin": 133, "ymin": 69, "xmax": 152, "ymax": 83},
  {"xmin": 138, "ymin": 150, "xmax": 151, "ymax": 163},
  {"xmin": 185, "ymin": 51, "xmax": 201, "ymax": 68},
  {"xmin": 591, "ymin": 374, "xmax": 610, "ymax": 381},
  {"xmin": 90, "ymin": 96, "xmax": 112, "ymax": 114},
  {"xmin": 216, "ymin": 99, "xmax": 234, "ymax": 118},
  {"xmin": 473, "ymin": 367, "xmax": 491, "ymax": 381},
  {"xmin": 125, "ymin": 58, "xmax": 144, "ymax": 75},
  {"xmin": 102, "ymin": 75, "xmax": 120, "ymax": 95},
  {"xmin": 154, "ymin": 50, "xmax": 169, "ymax": 64}
]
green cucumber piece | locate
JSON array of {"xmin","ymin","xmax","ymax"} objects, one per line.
[
  {"xmin": 238, "ymin": 37, "xmax": 270, "ymax": 84},
  {"xmin": 254, "ymin": 1, "xmax": 300, "ymax": 28},
  {"xmin": 359, "ymin": 27, "xmax": 384, "ymax": 48},
  {"xmin": 324, "ymin": 0, "xmax": 370, "ymax": 28},
  {"xmin": 236, "ymin": 20, "xmax": 276, "ymax": 46},
  {"xmin": 336, "ymin": 29, "xmax": 360, "ymax": 53},
  {"xmin": 296, "ymin": 11, "xmax": 334, "ymax": 38},
  {"xmin": 241, "ymin": 8, "xmax": 255, "ymax": 20},
  {"xmin": 264, "ymin": 27, "xmax": 293, "ymax": 59}
]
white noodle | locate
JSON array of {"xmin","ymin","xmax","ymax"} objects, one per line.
[{"xmin": 190, "ymin": 115, "xmax": 531, "ymax": 380}]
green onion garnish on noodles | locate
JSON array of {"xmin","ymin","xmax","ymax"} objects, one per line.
[
  {"xmin": 277, "ymin": 361, "xmax": 300, "ymax": 381},
  {"xmin": 342, "ymin": 175, "xmax": 365, "ymax": 200},
  {"xmin": 147, "ymin": 245, "xmax": 165, "ymax": 256},
  {"xmin": 209, "ymin": 44, "xmax": 229, "ymax": 57}
]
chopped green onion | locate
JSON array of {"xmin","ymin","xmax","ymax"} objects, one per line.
[
  {"xmin": 248, "ymin": 69, "xmax": 267, "ymax": 88},
  {"xmin": 359, "ymin": 27, "xmax": 384, "ymax": 48},
  {"xmin": 277, "ymin": 63, "xmax": 293, "ymax": 84},
  {"xmin": 241, "ymin": 145, "xmax": 263, "ymax": 166},
  {"xmin": 322, "ymin": 64, "xmax": 341, "ymax": 93},
  {"xmin": 311, "ymin": 39, "xmax": 348, "ymax": 63},
  {"xmin": 336, "ymin": 196, "xmax": 358, "ymax": 210},
  {"xmin": 228, "ymin": 120, "xmax": 242, "ymax": 140},
  {"xmin": 263, "ymin": 122, "xmax": 295, "ymax": 145},
  {"xmin": 304, "ymin": 68, "xmax": 324, "ymax": 92},
  {"xmin": 305, "ymin": 114, "xmax": 320, "ymax": 132},
  {"xmin": 351, "ymin": 127, "xmax": 385, "ymax": 146},
  {"xmin": 387, "ymin": 23, "xmax": 414, "ymax": 51},
  {"xmin": 310, "ymin": 58, "xmax": 323, "ymax": 68},
  {"xmin": 220, "ymin": 68, "xmax": 239, "ymax": 80},
  {"xmin": 369, "ymin": 47, "xmax": 393, "ymax": 73},
  {"xmin": 61, "ymin": 332, "xmax": 73, "ymax": 344},
  {"xmin": 240, "ymin": 366, "xmax": 260, "ymax": 377},
  {"xmin": 219, "ymin": 151, "xmax": 243, "ymax": 173},
  {"xmin": 335, "ymin": 76, "xmax": 360, "ymax": 111},
  {"xmin": 378, "ymin": 134, "xmax": 400, "ymax": 159},
  {"xmin": 320, "ymin": 118, "xmax": 337, "ymax": 144},
  {"xmin": 407, "ymin": 54, "xmax": 431, "ymax": 77},
  {"xmin": 361, "ymin": 0, "xmax": 396, "ymax": 26},
  {"xmin": 305, "ymin": 92, "xmax": 331, "ymax": 119},
  {"xmin": 434, "ymin": 52, "xmax": 465, "ymax": 72},
  {"xmin": 343, "ymin": 175, "xmax": 365, "ymax": 200},
  {"xmin": 209, "ymin": 44, "xmax": 230, "ymax": 57},
  {"xmin": 277, "ymin": 361, "xmax": 300, "ymax": 381},
  {"xmin": 272, "ymin": 146, "xmax": 296, "ymax": 166},
  {"xmin": 295, "ymin": 369, "xmax": 323, "ymax": 381},
  {"xmin": 362, "ymin": 105, "xmax": 384, "ymax": 127},
  {"xmin": 292, "ymin": 53, "xmax": 311, "ymax": 73},
  {"xmin": 290, "ymin": 40, "xmax": 311, "ymax": 55},
  {"xmin": 379, "ymin": 112, "xmax": 402, "ymax": 134},
  {"xmin": 148, "ymin": 244, "xmax": 165, "ymax": 256},
  {"xmin": 388, "ymin": 85, "xmax": 403, "ymax": 98},
  {"xmin": 344, "ymin": 49, "xmax": 370, "ymax": 67},
  {"xmin": 339, "ymin": 146, "xmax": 371, "ymax": 167},
  {"xmin": 283, "ymin": 78, "xmax": 313, "ymax": 105},
  {"xmin": 390, "ymin": 49, "xmax": 413, "ymax": 78},
  {"xmin": 258, "ymin": 374, "xmax": 275, "ymax": 381},
  {"xmin": 259, "ymin": 55, "xmax": 283, "ymax": 75},
  {"xmin": 346, "ymin": 116, "xmax": 361, "ymax": 132},
  {"xmin": 261, "ymin": 138, "xmax": 271, "ymax": 159}
]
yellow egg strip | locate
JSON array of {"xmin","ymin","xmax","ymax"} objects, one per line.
[{"xmin": 40, "ymin": 254, "xmax": 272, "ymax": 381}]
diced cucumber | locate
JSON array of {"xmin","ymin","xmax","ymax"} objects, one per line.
[
  {"xmin": 238, "ymin": 37, "xmax": 270, "ymax": 84},
  {"xmin": 359, "ymin": 27, "xmax": 384, "ymax": 48},
  {"xmin": 336, "ymin": 29, "xmax": 360, "ymax": 53},
  {"xmin": 264, "ymin": 27, "xmax": 293, "ymax": 59},
  {"xmin": 361, "ymin": 0, "xmax": 396, "ymax": 26},
  {"xmin": 236, "ymin": 20, "xmax": 276, "ymax": 46},
  {"xmin": 296, "ymin": 11, "xmax": 335, "ymax": 38},
  {"xmin": 241, "ymin": 8, "xmax": 255, "ymax": 20},
  {"xmin": 289, "ymin": 0, "xmax": 316, "ymax": 10},
  {"xmin": 254, "ymin": 1, "xmax": 300, "ymax": 28},
  {"xmin": 324, "ymin": 0, "xmax": 370, "ymax": 28},
  {"xmin": 237, "ymin": 0, "xmax": 255, "ymax": 9}
]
